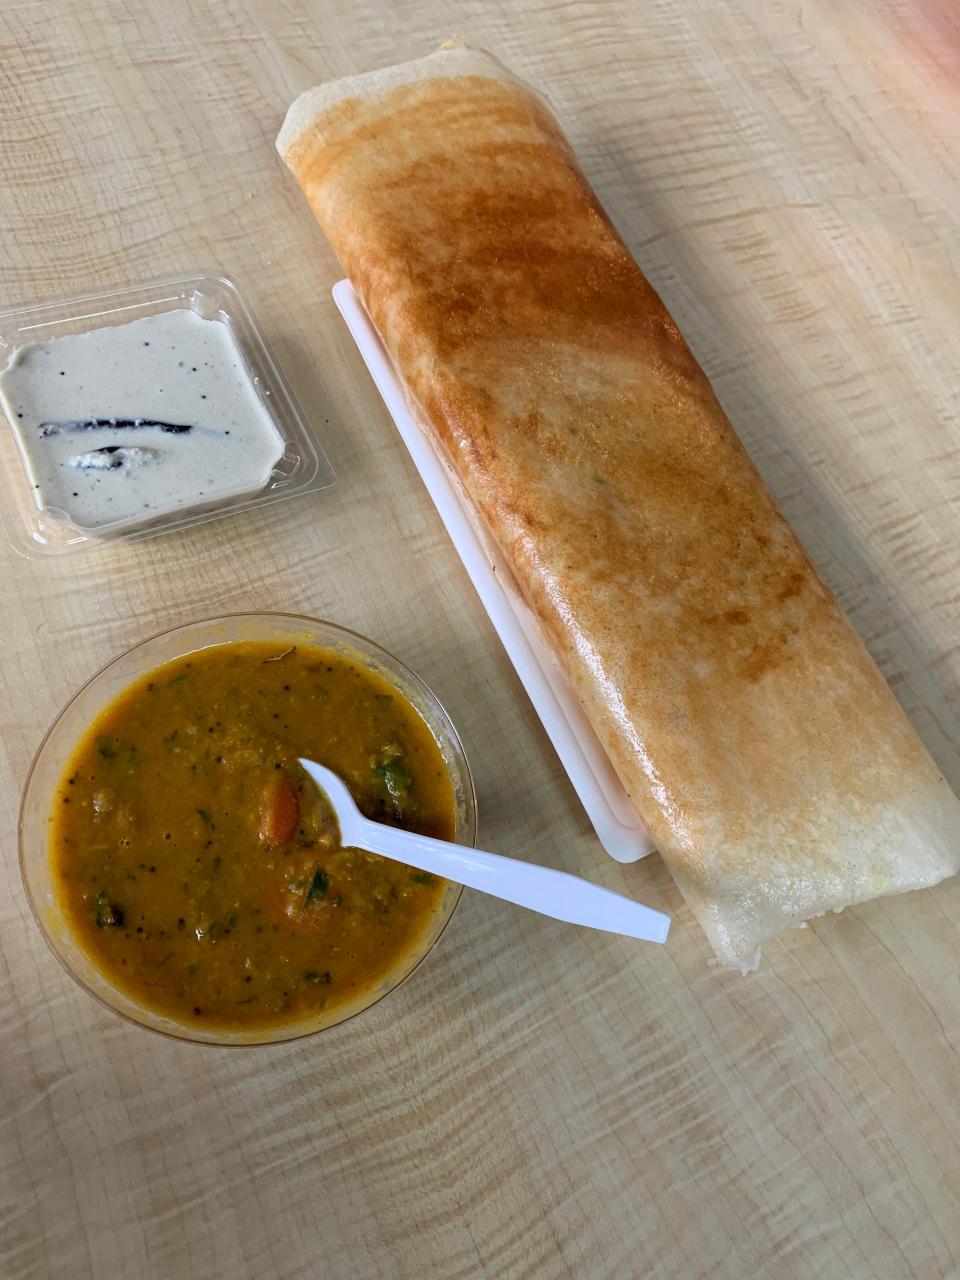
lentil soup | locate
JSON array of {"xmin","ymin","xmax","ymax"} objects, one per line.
[{"xmin": 50, "ymin": 640, "xmax": 457, "ymax": 1032}]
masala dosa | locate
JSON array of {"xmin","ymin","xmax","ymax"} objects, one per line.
[{"xmin": 277, "ymin": 47, "xmax": 960, "ymax": 968}]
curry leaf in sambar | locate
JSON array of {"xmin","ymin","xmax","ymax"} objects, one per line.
[
  {"xmin": 373, "ymin": 759, "xmax": 412, "ymax": 799},
  {"xmin": 305, "ymin": 869, "xmax": 328, "ymax": 904}
]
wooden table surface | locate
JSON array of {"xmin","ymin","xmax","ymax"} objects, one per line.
[{"xmin": 2, "ymin": 2, "xmax": 959, "ymax": 1277}]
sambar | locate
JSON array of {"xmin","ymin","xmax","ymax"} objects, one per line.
[{"xmin": 50, "ymin": 639, "xmax": 456, "ymax": 1032}]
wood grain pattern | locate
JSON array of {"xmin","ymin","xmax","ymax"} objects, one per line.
[{"xmin": 0, "ymin": 2, "xmax": 958, "ymax": 1277}]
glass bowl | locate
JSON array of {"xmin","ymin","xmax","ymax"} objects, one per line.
[{"xmin": 20, "ymin": 613, "xmax": 476, "ymax": 1045}]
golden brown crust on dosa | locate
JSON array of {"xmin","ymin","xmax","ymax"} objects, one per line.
[{"xmin": 279, "ymin": 49, "xmax": 960, "ymax": 967}]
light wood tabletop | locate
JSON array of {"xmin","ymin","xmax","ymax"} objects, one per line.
[{"xmin": 2, "ymin": 2, "xmax": 959, "ymax": 1277}]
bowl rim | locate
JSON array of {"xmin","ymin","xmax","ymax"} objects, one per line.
[{"xmin": 19, "ymin": 610, "xmax": 476, "ymax": 1047}]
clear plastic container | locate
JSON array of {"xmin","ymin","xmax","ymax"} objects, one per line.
[
  {"xmin": 0, "ymin": 272, "xmax": 335, "ymax": 557},
  {"xmin": 20, "ymin": 613, "xmax": 475, "ymax": 1045}
]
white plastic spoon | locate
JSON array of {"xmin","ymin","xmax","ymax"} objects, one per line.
[{"xmin": 299, "ymin": 759, "xmax": 670, "ymax": 944}]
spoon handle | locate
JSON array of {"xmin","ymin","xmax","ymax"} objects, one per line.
[{"xmin": 355, "ymin": 818, "xmax": 670, "ymax": 944}]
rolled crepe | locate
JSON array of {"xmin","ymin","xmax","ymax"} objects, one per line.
[{"xmin": 278, "ymin": 48, "xmax": 960, "ymax": 968}]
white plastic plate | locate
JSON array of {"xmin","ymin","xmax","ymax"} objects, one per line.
[{"xmin": 333, "ymin": 280, "xmax": 655, "ymax": 863}]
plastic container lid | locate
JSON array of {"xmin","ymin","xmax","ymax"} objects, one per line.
[{"xmin": 0, "ymin": 272, "xmax": 335, "ymax": 557}]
